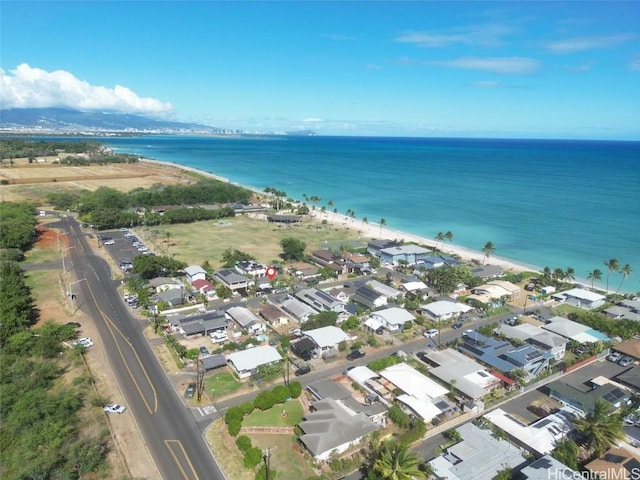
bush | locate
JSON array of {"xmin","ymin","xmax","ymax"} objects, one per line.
[
  {"xmin": 235, "ymin": 435, "xmax": 252, "ymax": 452},
  {"xmin": 225, "ymin": 406, "xmax": 244, "ymax": 425},
  {"xmin": 287, "ymin": 381, "xmax": 302, "ymax": 398},
  {"xmin": 272, "ymin": 385, "xmax": 290, "ymax": 404},
  {"xmin": 240, "ymin": 401, "xmax": 254, "ymax": 416},
  {"xmin": 227, "ymin": 419, "xmax": 242, "ymax": 437},
  {"xmin": 253, "ymin": 390, "xmax": 277, "ymax": 410},
  {"xmin": 389, "ymin": 405, "xmax": 412, "ymax": 429},
  {"xmin": 243, "ymin": 446, "xmax": 263, "ymax": 469}
]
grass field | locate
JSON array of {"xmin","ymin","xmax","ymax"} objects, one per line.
[
  {"xmin": 243, "ymin": 399, "xmax": 304, "ymax": 427},
  {"xmin": 138, "ymin": 214, "xmax": 368, "ymax": 268},
  {"xmin": 248, "ymin": 433, "xmax": 317, "ymax": 480},
  {"xmin": 205, "ymin": 371, "xmax": 242, "ymax": 398}
]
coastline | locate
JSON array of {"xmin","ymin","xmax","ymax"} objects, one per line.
[{"xmin": 141, "ymin": 157, "xmax": 536, "ymax": 275}]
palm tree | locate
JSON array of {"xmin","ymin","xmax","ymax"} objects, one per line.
[
  {"xmin": 481, "ymin": 241, "xmax": 495, "ymax": 264},
  {"xmin": 616, "ymin": 263, "xmax": 633, "ymax": 293},
  {"xmin": 563, "ymin": 267, "xmax": 575, "ymax": 283},
  {"xmin": 587, "ymin": 269, "xmax": 603, "ymax": 289},
  {"xmin": 574, "ymin": 398, "xmax": 625, "ymax": 457},
  {"xmin": 553, "ymin": 268, "xmax": 565, "ymax": 282},
  {"xmin": 379, "ymin": 218, "xmax": 387, "ymax": 239},
  {"xmin": 361, "ymin": 216, "xmax": 368, "ymax": 232},
  {"xmin": 434, "ymin": 231, "xmax": 445, "ymax": 252},
  {"xmin": 604, "ymin": 258, "xmax": 620, "ymax": 292},
  {"xmin": 372, "ymin": 442, "xmax": 426, "ymax": 480},
  {"xmin": 444, "ymin": 230, "xmax": 454, "ymax": 247},
  {"xmin": 327, "ymin": 199, "xmax": 334, "ymax": 220}
]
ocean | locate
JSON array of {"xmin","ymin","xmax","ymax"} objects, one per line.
[{"xmin": 103, "ymin": 135, "xmax": 640, "ymax": 293}]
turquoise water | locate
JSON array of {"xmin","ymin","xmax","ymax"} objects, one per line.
[{"xmin": 104, "ymin": 135, "xmax": 640, "ymax": 293}]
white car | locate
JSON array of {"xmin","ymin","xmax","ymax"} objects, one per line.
[
  {"xmin": 607, "ymin": 352, "xmax": 622, "ymax": 363},
  {"xmin": 424, "ymin": 328, "xmax": 439, "ymax": 338},
  {"xmin": 72, "ymin": 337, "xmax": 94, "ymax": 348},
  {"xmin": 104, "ymin": 240, "xmax": 115, "ymax": 245},
  {"xmin": 103, "ymin": 404, "xmax": 126, "ymax": 414}
]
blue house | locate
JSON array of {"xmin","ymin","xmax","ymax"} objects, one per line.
[
  {"xmin": 380, "ymin": 245, "xmax": 431, "ymax": 266},
  {"xmin": 458, "ymin": 331, "xmax": 553, "ymax": 381}
]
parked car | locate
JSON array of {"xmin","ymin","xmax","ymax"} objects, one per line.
[
  {"xmin": 65, "ymin": 322, "xmax": 81, "ymax": 328},
  {"xmin": 607, "ymin": 352, "xmax": 623, "ymax": 363},
  {"xmin": 452, "ymin": 322, "xmax": 463, "ymax": 329},
  {"xmin": 72, "ymin": 337, "xmax": 94, "ymax": 348},
  {"xmin": 184, "ymin": 383, "xmax": 196, "ymax": 398},
  {"xmin": 346, "ymin": 349, "xmax": 365, "ymax": 361},
  {"xmin": 294, "ymin": 366, "xmax": 311, "ymax": 376},
  {"xmin": 104, "ymin": 240, "xmax": 115, "ymax": 245},
  {"xmin": 423, "ymin": 328, "xmax": 439, "ymax": 338},
  {"xmin": 199, "ymin": 346, "xmax": 210, "ymax": 356},
  {"xmin": 618, "ymin": 356, "xmax": 633, "ymax": 367},
  {"xmin": 103, "ymin": 404, "xmax": 126, "ymax": 414}
]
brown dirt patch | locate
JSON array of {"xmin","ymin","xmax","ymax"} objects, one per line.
[{"xmin": 35, "ymin": 225, "xmax": 64, "ymax": 249}]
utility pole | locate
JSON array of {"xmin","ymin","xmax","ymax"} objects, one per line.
[
  {"xmin": 263, "ymin": 448, "xmax": 271, "ymax": 480},
  {"xmin": 196, "ymin": 355, "xmax": 204, "ymax": 402}
]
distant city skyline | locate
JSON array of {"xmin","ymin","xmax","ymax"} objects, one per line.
[{"xmin": 1, "ymin": 1, "xmax": 639, "ymax": 139}]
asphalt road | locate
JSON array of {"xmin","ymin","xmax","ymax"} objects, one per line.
[{"xmin": 60, "ymin": 217, "xmax": 225, "ymax": 480}]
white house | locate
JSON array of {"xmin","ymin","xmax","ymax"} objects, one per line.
[
  {"xmin": 226, "ymin": 345, "xmax": 282, "ymax": 379},
  {"xmin": 369, "ymin": 307, "xmax": 415, "ymax": 332},
  {"xmin": 551, "ymin": 288, "xmax": 606, "ymax": 310},
  {"xmin": 225, "ymin": 306, "xmax": 264, "ymax": 334},
  {"xmin": 303, "ymin": 326, "xmax": 351, "ymax": 351},
  {"xmin": 420, "ymin": 300, "xmax": 473, "ymax": 322},
  {"xmin": 184, "ymin": 265, "xmax": 207, "ymax": 285}
]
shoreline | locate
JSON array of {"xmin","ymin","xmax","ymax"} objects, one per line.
[{"xmin": 141, "ymin": 157, "xmax": 538, "ymax": 276}]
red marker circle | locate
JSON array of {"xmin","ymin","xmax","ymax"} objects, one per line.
[{"xmin": 266, "ymin": 266, "xmax": 277, "ymax": 279}]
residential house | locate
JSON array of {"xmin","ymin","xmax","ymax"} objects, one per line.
[
  {"xmin": 428, "ymin": 422, "xmax": 528, "ymax": 480},
  {"xmin": 551, "ymin": 287, "xmax": 606, "ymax": 310},
  {"xmin": 471, "ymin": 264, "xmax": 504, "ymax": 279},
  {"xmin": 401, "ymin": 279, "xmax": 430, "ymax": 300},
  {"xmin": 484, "ymin": 407, "xmax": 576, "ymax": 455},
  {"xmin": 547, "ymin": 379, "xmax": 633, "ymax": 415},
  {"xmin": 144, "ymin": 277, "xmax": 183, "ymax": 292},
  {"xmin": 341, "ymin": 251, "xmax": 370, "ymax": 273},
  {"xmin": 303, "ymin": 326, "xmax": 351, "ymax": 352},
  {"xmin": 297, "ymin": 398, "xmax": 380, "ymax": 461},
  {"xmin": 367, "ymin": 279, "xmax": 402, "ymax": 301},
  {"xmin": 281, "ymin": 297, "xmax": 316, "ymax": 324},
  {"xmin": 295, "ymin": 287, "xmax": 346, "ymax": 314},
  {"xmin": 496, "ymin": 323, "xmax": 568, "ymax": 362},
  {"xmin": 458, "ymin": 331, "xmax": 553, "ymax": 381},
  {"xmin": 289, "ymin": 262, "xmax": 322, "ymax": 281},
  {"xmin": 420, "ymin": 300, "xmax": 473, "ymax": 323},
  {"xmin": 201, "ymin": 354, "xmax": 227, "ymax": 371},
  {"xmin": 152, "ymin": 287, "xmax": 189, "ymax": 308},
  {"xmin": 368, "ymin": 307, "xmax": 415, "ymax": 332},
  {"xmin": 184, "ymin": 265, "xmax": 207, "ymax": 285},
  {"xmin": 415, "ymin": 254, "xmax": 461, "ymax": 270},
  {"xmin": 258, "ymin": 304, "xmax": 289, "ymax": 326},
  {"xmin": 351, "ymin": 285, "xmax": 387, "ymax": 309},
  {"xmin": 290, "ymin": 337, "xmax": 317, "ymax": 361},
  {"xmin": 379, "ymin": 363, "xmax": 452, "ymax": 423},
  {"xmin": 585, "ymin": 446, "xmax": 640, "ymax": 480},
  {"xmin": 367, "ymin": 239, "xmax": 401, "ymax": 257},
  {"xmin": 214, "ymin": 268, "xmax": 249, "ymax": 293},
  {"xmin": 520, "ymin": 455, "xmax": 578, "ymax": 480},
  {"xmin": 467, "ymin": 280, "xmax": 521, "ymax": 306},
  {"xmin": 379, "ymin": 244, "xmax": 431, "ymax": 266},
  {"xmin": 235, "ymin": 260, "xmax": 267, "ymax": 278},
  {"xmin": 424, "ymin": 349, "xmax": 502, "ymax": 401},
  {"xmin": 225, "ymin": 306, "xmax": 264, "ymax": 334},
  {"xmin": 191, "ymin": 279, "xmax": 215, "ymax": 296},
  {"xmin": 226, "ymin": 345, "xmax": 282, "ymax": 379},
  {"xmin": 310, "ymin": 249, "xmax": 345, "ymax": 275},
  {"xmin": 542, "ymin": 316, "xmax": 610, "ymax": 343}
]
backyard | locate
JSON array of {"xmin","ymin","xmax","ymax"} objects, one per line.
[{"xmin": 205, "ymin": 371, "xmax": 242, "ymax": 398}]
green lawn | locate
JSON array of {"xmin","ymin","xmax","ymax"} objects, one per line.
[
  {"xmin": 247, "ymin": 433, "xmax": 316, "ymax": 480},
  {"xmin": 205, "ymin": 371, "xmax": 242, "ymax": 398},
  {"xmin": 136, "ymin": 214, "xmax": 365, "ymax": 267},
  {"xmin": 553, "ymin": 304, "xmax": 584, "ymax": 317},
  {"xmin": 243, "ymin": 399, "xmax": 304, "ymax": 427}
]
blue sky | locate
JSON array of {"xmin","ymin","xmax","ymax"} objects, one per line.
[{"xmin": 1, "ymin": 1, "xmax": 639, "ymax": 139}]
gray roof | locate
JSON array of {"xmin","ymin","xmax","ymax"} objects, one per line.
[
  {"xmin": 521, "ymin": 455, "xmax": 577, "ymax": 480},
  {"xmin": 548, "ymin": 380, "xmax": 632, "ymax": 414},
  {"xmin": 281, "ymin": 298, "xmax": 316, "ymax": 321},
  {"xmin": 145, "ymin": 277, "xmax": 182, "ymax": 288},
  {"xmin": 181, "ymin": 323, "xmax": 205, "ymax": 336},
  {"xmin": 226, "ymin": 345, "xmax": 282, "ymax": 372},
  {"xmin": 298, "ymin": 398, "xmax": 379, "ymax": 458},
  {"xmin": 201, "ymin": 354, "xmax": 227, "ymax": 371},
  {"xmin": 307, "ymin": 379, "xmax": 352, "ymax": 401},
  {"xmin": 430, "ymin": 422, "xmax": 528, "ymax": 480},
  {"xmin": 226, "ymin": 306, "xmax": 260, "ymax": 328}
]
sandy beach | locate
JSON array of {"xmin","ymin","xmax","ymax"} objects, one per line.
[{"xmin": 140, "ymin": 158, "xmax": 536, "ymax": 275}]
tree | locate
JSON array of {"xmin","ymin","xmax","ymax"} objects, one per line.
[
  {"xmin": 482, "ymin": 241, "xmax": 495, "ymax": 264},
  {"xmin": 434, "ymin": 231, "xmax": 445, "ymax": 252},
  {"xmin": 444, "ymin": 230, "xmax": 454, "ymax": 244},
  {"xmin": 379, "ymin": 218, "xmax": 387, "ymax": 239},
  {"xmin": 279, "ymin": 237, "xmax": 306, "ymax": 261},
  {"xmin": 587, "ymin": 269, "xmax": 603, "ymax": 289},
  {"xmin": 372, "ymin": 441, "xmax": 426, "ymax": 480},
  {"xmin": 616, "ymin": 263, "xmax": 632, "ymax": 293},
  {"xmin": 604, "ymin": 258, "xmax": 619, "ymax": 292},
  {"xmin": 563, "ymin": 267, "xmax": 575, "ymax": 283},
  {"xmin": 574, "ymin": 397, "xmax": 625, "ymax": 457},
  {"xmin": 551, "ymin": 438, "xmax": 579, "ymax": 470}
]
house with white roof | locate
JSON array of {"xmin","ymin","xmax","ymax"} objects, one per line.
[
  {"xmin": 551, "ymin": 287, "xmax": 606, "ymax": 310},
  {"xmin": 369, "ymin": 307, "xmax": 416, "ymax": 332},
  {"xmin": 379, "ymin": 244, "xmax": 431, "ymax": 266},
  {"xmin": 484, "ymin": 407, "xmax": 576, "ymax": 455},
  {"xmin": 184, "ymin": 265, "xmax": 207, "ymax": 285},
  {"xmin": 467, "ymin": 280, "xmax": 520, "ymax": 306},
  {"xmin": 235, "ymin": 260, "xmax": 266, "ymax": 277},
  {"xmin": 429, "ymin": 422, "xmax": 528, "ymax": 480},
  {"xmin": 214, "ymin": 268, "xmax": 249, "ymax": 292},
  {"xmin": 425, "ymin": 349, "xmax": 502, "ymax": 401},
  {"xmin": 420, "ymin": 300, "xmax": 473, "ymax": 322},
  {"xmin": 496, "ymin": 323, "xmax": 568, "ymax": 362},
  {"xmin": 366, "ymin": 280, "xmax": 402, "ymax": 300},
  {"xmin": 520, "ymin": 456, "xmax": 578, "ymax": 480},
  {"xmin": 225, "ymin": 306, "xmax": 264, "ymax": 334},
  {"xmin": 226, "ymin": 345, "xmax": 282, "ymax": 379},
  {"xmin": 379, "ymin": 363, "xmax": 451, "ymax": 422},
  {"xmin": 303, "ymin": 326, "xmax": 351, "ymax": 351},
  {"xmin": 281, "ymin": 297, "xmax": 316, "ymax": 323},
  {"xmin": 542, "ymin": 316, "xmax": 610, "ymax": 343}
]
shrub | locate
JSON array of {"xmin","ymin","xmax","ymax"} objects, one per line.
[
  {"xmin": 243, "ymin": 446, "xmax": 263, "ymax": 469},
  {"xmin": 235, "ymin": 435, "xmax": 252, "ymax": 452},
  {"xmin": 287, "ymin": 381, "xmax": 302, "ymax": 398},
  {"xmin": 225, "ymin": 406, "xmax": 244, "ymax": 425},
  {"xmin": 253, "ymin": 390, "xmax": 277, "ymax": 410},
  {"xmin": 240, "ymin": 401, "xmax": 254, "ymax": 416},
  {"xmin": 227, "ymin": 419, "xmax": 242, "ymax": 437},
  {"xmin": 389, "ymin": 405, "xmax": 412, "ymax": 429},
  {"xmin": 272, "ymin": 385, "xmax": 290, "ymax": 404}
]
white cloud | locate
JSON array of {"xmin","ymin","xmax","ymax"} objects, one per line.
[
  {"xmin": 395, "ymin": 23, "xmax": 518, "ymax": 48},
  {"xmin": 424, "ymin": 57, "xmax": 541, "ymax": 75},
  {"xmin": 302, "ymin": 118, "xmax": 324, "ymax": 122},
  {"xmin": 0, "ymin": 63, "xmax": 173, "ymax": 115},
  {"xmin": 544, "ymin": 34, "xmax": 637, "ymax": 53}
]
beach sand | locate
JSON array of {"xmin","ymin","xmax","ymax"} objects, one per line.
[{"xmin": 141, "ymin": 158, "xmax": 536, "ymax": 275}]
